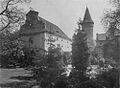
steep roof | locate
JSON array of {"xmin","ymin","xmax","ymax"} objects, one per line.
[
  {"xmin": 20, "ymin": 10, "xmax": 71, "ymax": 41},
  {"xmin": 83, "ymin": 7, "xmax": 94, "ymax": 23},
  {"xmin": 38, "ymin": 17, "xmax": 71, "ymax": 41}
]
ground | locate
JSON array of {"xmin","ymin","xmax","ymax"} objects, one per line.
[{"xmin": 0, "ymin": 68, "xmax": 37, "ymax": 88}]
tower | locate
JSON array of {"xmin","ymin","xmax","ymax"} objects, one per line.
[{"xmin": 82, "ymin": 7, "xmax": 94, "ymax": 50}]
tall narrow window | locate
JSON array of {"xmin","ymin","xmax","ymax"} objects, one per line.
[{"xmin": 29, "ymin": 37, "xmax": 33, "ymax": 44}]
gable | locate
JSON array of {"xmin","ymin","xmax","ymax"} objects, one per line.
[{"xmin": 20, "ymin": 10, "xmax": 71, "ymax": 41}]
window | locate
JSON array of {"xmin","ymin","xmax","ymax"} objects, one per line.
[
  {"xmin": 56, "ymin": 37, "xmax": 58, "ymax": 40},
  {"xmin": 56, "ymin": 31, "xmax": 59, "ymax": 33},
  {"xmin": 29, "ymin": 37, "xmax": 33, "ymax": 44},
  {"xmin": 100, "ymin": 43, "xmax": 102, "ymax": 45}
]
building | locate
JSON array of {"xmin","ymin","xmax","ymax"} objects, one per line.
[
  {"xmin": 19, "ymin": 10, "xmax": 72, "ymax": 55},
  {"xmin": 81, "ymin": 7, "xmax": 94, "ymax": 51},
  {"xmin": 78, "ymin": 7, "xmax": 95, "ymax": 65},
  {"xmin": 19, "ymin": 7, "xmax": 94, "ymax": 54},
  {"xmin": 95, "ymin": 28, "xmax": 120, "ymax": 59},
  {"xmin": 95, "ymin": 33, "xmax": 107, "ymax": 58}
]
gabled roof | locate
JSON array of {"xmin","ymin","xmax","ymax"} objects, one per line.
[
  {"xmin": 38, "ymin": 17, "xmax": 71, "ymax": 41},
  {"xmin": 83, "ymin": 7, "xmax": 93, "ymax": 23},
  {"xmin": 20, "ymin": 10, "xmax": 71, "ymax": 41}
]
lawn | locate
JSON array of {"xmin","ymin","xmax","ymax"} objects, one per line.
[{"xmin": 0, "ymin": 68, "xmax": 38, "ymax": 88}]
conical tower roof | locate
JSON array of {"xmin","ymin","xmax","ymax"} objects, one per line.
[{"xmin": 83, "ymin": 7, "xmax": 93, "ymax": 23}]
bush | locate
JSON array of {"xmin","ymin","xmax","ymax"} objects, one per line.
[
  {"xmin": 31, "ymin": 47, "xmax": 67, "ymax": 88},
  {"xmin": 98, "ymin": 68, "xmax": 119, "ymax": 88}
]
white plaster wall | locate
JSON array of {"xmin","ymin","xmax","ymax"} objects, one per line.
[{"xmin": 45, "ymin": 33, "xmax": 71, "ymax": 52}]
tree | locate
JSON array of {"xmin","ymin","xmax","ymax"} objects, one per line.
[
  {"xmin": 69, "ymin": 19, "xmax": 90, "ymax": 88},
  {"xmin": 0, "ymin": 32, "xmax": 22, "ymax": 67},
  {"xmin": 97, "ymin": 68, "xmax": 119, "ymax": 88},
  {"xmin": 102, "ymin": 0, "xmax": 120, "ymax": 31},
  {"xmin": 31, "ymin": 47, "xmax": 67, "ymax": 88},
  {"xmin": 101, "ymin": 0, "xmax": 120, "ymax": 87},
  {"xmin": 72, "ymin": 18, "xmax": 89, "ymax": 71},
  {"xmin": 72, "ymin": 29, "xmax": 89, "ymax": 73},
  {"xmin": 0, "ymin": 0, "xmax": 31, "ymax": 32},
  {"xmin": 0, "ymin": 32, "xmax": 35, "ymax": 68},
  {"xmin": 0, "ymin": 0, "xmax": 32, "ymax": 68}
]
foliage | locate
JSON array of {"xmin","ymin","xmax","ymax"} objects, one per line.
[
  {"xmin": 73, "ymin": 68, "xmax": 119, "ymax": 88},
  {"xmin": 0, "ymin": 32, "xmax": 21, "ymax": 67},
  {"xmin": 101, "ymin": 0, "xmax": 120, "ymax": 31},
  {"xmin": 0, "ymin": 0, "xmax": 31, "ymax": 32},
  {"xmin": 90, "ymin": 51, "xmax": 101, "ymax": 65},
  {"xmin": 72, "ymin": 29, "xmax": 89, "ymax": 73},
  {"xmin": 76, "ymin": 79, "xmax": 105, "ymax": 88},
  {"xmin": 69, "ymin": 19, "xmax": 90, "ymax": 88},
  {"xmin": 31, "ymin": 47, "xmax": 67, "ymax": 88},
  {"xmin": 109, "ymin": 0, "xmax": 120, "ymax": 8},
  {"xmin": 101, "ymin": 1, "xmax": 120, "ymax": 87},
  {"xmin": 103, "ymin": 40, "xmax": 119, "ymax": 65},
  {"xmin": 0, "ymin": 32, "xmax": 34, "ymax": 68},
  {"xmin": 0, "ymin": 0, "xmax": 32, "ymax": 68},
  {"xmin": 54, "ymin": 77, "xmax": 69, "ymax": 88},
  {"xmin": 97, "ymin": 68, "xmax": 119, "ymax": 88}
]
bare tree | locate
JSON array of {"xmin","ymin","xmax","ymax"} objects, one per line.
[
  {"xmin": 0, "ymin": 0, "xmax": 31, "ymax": 32},
  {"xmin": 109, "ymin": 0, "xmax": 120, "ymax": 8},
  {"xmin": 101, "ymin": 0, "xmax": 120, "ymax": 31}
]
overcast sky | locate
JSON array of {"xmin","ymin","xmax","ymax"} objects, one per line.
[{"xmin": 27, "ymin": 0, "xmax": 112, "ymax": 39}]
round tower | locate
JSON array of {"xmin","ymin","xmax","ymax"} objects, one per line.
[{"xmin": 82, "ymin": 7, "xmax": 94, "ymax": 49}]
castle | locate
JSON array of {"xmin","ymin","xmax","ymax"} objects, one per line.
[
  {"xmin": 19, "ymin": 7, "xmax": 94, "ymax": 55},
  {"xmin": 20, "ymin": 10, "xmax": 72, "ymax": 54},
  {"xmin": 95, "ymin": 28, "xmax": 120, "ymax": 59}
]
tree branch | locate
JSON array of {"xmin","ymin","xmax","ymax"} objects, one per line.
[
  {"xmin": 0, "ymin": 0, "xmax": 12, "ymax": 15},
  {"xmin": 0, "ymin": 22, "xmax": 10, "ymax": 31}
]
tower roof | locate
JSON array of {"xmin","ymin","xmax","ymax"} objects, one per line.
[{"xmin": 83, "ymin": 7, "xmax": 93, "ymax": 23}]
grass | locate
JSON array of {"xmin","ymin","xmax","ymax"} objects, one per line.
[{"xmin": 0, "ymin": 68, "xmax": 39, "ymax": 88}]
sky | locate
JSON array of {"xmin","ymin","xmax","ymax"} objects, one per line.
[{"xmin": 25, "ymin": 0, "xmax": 112, "ymax": 39}]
